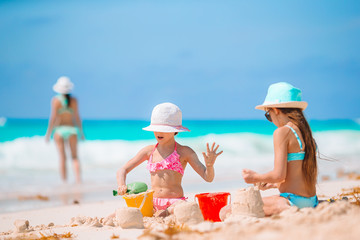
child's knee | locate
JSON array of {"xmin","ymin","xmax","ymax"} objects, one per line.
[{"xmin": 167, "ymin": 200, "xmax": 186, "ymax": 214}]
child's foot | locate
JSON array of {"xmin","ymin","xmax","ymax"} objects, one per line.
[{"xmin": 154, "ymin": 209, "xmax": 170, "ymax": 218}]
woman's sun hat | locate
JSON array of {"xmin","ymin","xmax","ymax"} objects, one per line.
[
  {"xmin": 53, "ymin": 76, "xmax": 74, "ymax": 94},
  {"xmin": 255, "ymin": 82, "xmax": 308, "ymax": 111},
  {"xmin": 143, "ymin": 103, "xmax": 190, "ymax": 132}
]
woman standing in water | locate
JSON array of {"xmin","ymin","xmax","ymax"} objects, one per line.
[{"xmin": 45, "ymin": 76, "xmax": 84, "ymax": 183}]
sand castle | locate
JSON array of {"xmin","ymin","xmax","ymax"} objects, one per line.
[
  {"xmin": 116, "ymin": 207, "xmax": 144, "ymax": 229},
  {"xmin": 13, "ymin": 219, "xmax": 30, "ymax": 233},
  {"xmin": 229, "ymin": 186, "xmax": 265, "ymax": 218},
  {"xmin": 173, "ymin": 202, "xmax": 204, "ymax": 225}
]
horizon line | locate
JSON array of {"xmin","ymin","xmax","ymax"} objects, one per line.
[{"xmin": 1, "ymin": 117, "xmax": 359, "ymax": 121}]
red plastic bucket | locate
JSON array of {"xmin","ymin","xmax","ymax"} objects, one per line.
[{"xmin": 195, "ymin": 192, "xmax": 231, "ymax": 222}]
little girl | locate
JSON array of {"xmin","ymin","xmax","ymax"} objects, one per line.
[
  {"xmin": 116, "ymin": 102, "xmax": 223, "ymax": 213},
  {"xmin": 222, "ymin": 82, "xmax": 318, "ymax": 218}
]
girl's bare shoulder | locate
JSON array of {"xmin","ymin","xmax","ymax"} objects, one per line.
[
  {"xmin": 274, "ymin": 125, "xmax": 292, "ymax": 139},
  {"xmin": 71, "ymin": 96, "xmax": 78, "ymax": 102},
  {"xmin": 142, "ymin": 144, "xmax": 156, "ymax": 153},
  {"xmin": 136, "ymin": 144, "xmax": 156, "ymax": 159},
  {"xmin": 69, "ymin": 97, "xmax": 78, "ymax": 107},
  {"xmin": 51, "ymin": 97, "xmax": 61, "ymax": 108},
  {"xmin": 176, "ymin": 143, "xmax": 196, "ymax": 156}
]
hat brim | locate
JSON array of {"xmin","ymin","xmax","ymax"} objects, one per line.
[
  {"xmin": 53, "ymin": 84, "xmax": 73, "ymax": 94},
  {"xmin": 143, "ymin": 125, "xmax": 190, "ymax": 132},
  {"xmin": 255, "ymin": 101, "xmax": 308, "ymax": 111}
]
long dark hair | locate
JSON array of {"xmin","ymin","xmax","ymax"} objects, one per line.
[
  {"xmin": 279, "ymin": 108, "xmax": 317, "ymax": 189},
  {"xmin": 65, "ymin": 94, "xmax": 71, "ymax": 107}
]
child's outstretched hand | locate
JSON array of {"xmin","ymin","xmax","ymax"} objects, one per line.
[
  {"xmin": 202, "ymin": 142, "xmax": 223, "ymax": 167},
  {"xmin": 242, "ymin": 169, "xmax": 259, "ymax": 184}
]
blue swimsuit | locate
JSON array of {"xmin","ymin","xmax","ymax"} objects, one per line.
[
  {"xmin": 279, "ymin": 125, "xmax": 318, "ymax": 209},
  {"xmin": 53, "ymin": 95, "xmax": 78, "ymax": 140}
]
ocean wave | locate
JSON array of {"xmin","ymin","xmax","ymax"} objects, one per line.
[
  {"xmin": 0, "ymin": 130, "xmax": 359, "ymax": 201},
  {"xmin": 0, "ymin": 131, "xmax": 359, "ymax": 173}
]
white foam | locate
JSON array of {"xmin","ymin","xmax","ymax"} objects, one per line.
[
  {"xmin": 0, "ymin": 131, "xmax": 359, "ymax": 172},
  {"xmin": 0, "ymin": 131, "xmax": 359, "ymax": 195}
]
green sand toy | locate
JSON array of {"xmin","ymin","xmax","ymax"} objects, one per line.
[{"xmin": 113, "ymin": 182, "xmax": 148, "ymax": 196}]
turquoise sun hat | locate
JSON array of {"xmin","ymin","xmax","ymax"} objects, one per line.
[{"xmin": 255, "ymin": 82, "xmax": 308, "ymax": 111}]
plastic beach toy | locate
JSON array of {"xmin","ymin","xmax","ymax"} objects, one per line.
[
  {"xmin": 122, "ymin": 190, "xmax": 155, "ymax": 217},
  {"xmin": 195, "ymin": 192, "xmax": 231, "ymax": 222},
  {"xmin": 112, "ymin": 182, "xmax": 148, "ymax": 196}
]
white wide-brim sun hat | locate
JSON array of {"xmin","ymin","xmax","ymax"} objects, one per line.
[
  {"xmin": 255, "ymin": 82, "xmax": 308, "ymax": 111},
  {"xmin": 143, "ymin": 102, "xmax": 190, "ymax": 133},
  {"xmin": 53, "ymin": 76, "xmax": 74, "ymax": 94}
]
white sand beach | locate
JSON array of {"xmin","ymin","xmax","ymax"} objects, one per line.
[{"xmin": 1, "ymin": 179, "xmax": 359, "ymax": 240}]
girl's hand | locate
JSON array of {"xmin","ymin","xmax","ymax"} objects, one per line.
[
  {"xmin": 202, "ymin": 142, "xmax": 223, "ymax": 168},
  {"xmin": 257, "ymin": 182, "xmax": 276, "ymax": 190},
  {"xmin": 117, "ymin": 185, "xmax": 128, "ymax": 195},
  {"xmin": 45, "ymin": 134, "xmax": 50, "ymax": 143},
  {"xmin": 242, "ymin": 169, "xmax": 259, "ymax": 184}
]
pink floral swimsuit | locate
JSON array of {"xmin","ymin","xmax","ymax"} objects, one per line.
[
  {"xmin": 146, "ymin": 142, "xmax": 184, "ymax": 175},
  {"xmin": 147, "ymin": 142, "xmax": 187, "ymax": 211}
]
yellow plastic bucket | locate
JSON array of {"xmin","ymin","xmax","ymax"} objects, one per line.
[{"xmin": 122, "ymin": 190, "xmax": 154, "ymax": 217}]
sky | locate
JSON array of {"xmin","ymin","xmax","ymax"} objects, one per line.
[{"xmin": 0, "ymin": 0, "xmax": 360, "ymax": 120}]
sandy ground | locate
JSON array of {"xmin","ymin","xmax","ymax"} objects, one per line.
[{"xmin": 1, "ymin": 180, "xmax": 359, "ymax": 240}]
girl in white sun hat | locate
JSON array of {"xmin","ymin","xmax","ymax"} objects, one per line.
[
  {"xmin": 116, "ymin": 102, "xmax": 223, "ymax": 215},
  {"xmin": 45, "ymin": 76, "xmax": 84, "ymax": 184}
]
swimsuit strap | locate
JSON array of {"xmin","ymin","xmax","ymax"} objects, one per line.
[
  {"xmin": 150, "ymin": 142, "xmax": 177, "ymax": 158},
  {"xmin": 151, "ymin": 142, "xmax": 177, "ymax": 154},
  {"xmin": 285, "ymin": 125, "xmax": 303, "ymax": 150},
  {"xmin": 151, "ymin": 143, "xmax": 159, "ymax": 156},
  {"xmin": 56, "ymin": 95, "xmax": 67, "ymax": 107},
  {"xmin": 55, "ymin": 95, "xmax": 73, "ymax": 114}
]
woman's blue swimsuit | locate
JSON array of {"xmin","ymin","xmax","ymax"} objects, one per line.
[
  {"xmin": 53, "ymin": 95, "xmax": 78, "ymax": 140},
  {"xmin": 279, "ymin": 125, "xmax": 318, "ymax": 208}
]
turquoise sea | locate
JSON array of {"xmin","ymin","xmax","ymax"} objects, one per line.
[
  {"xmin": 0, "ymin": 118, "xmax": 359, "ymax": 213},
  {"xmin": 2, "ymin": 118, "xmax": 360, "ymax": 142}
]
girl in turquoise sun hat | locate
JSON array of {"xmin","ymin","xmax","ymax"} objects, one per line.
[{"xmin": 221, "ymin": 82, "xmax": 318, "ymax": 218}]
